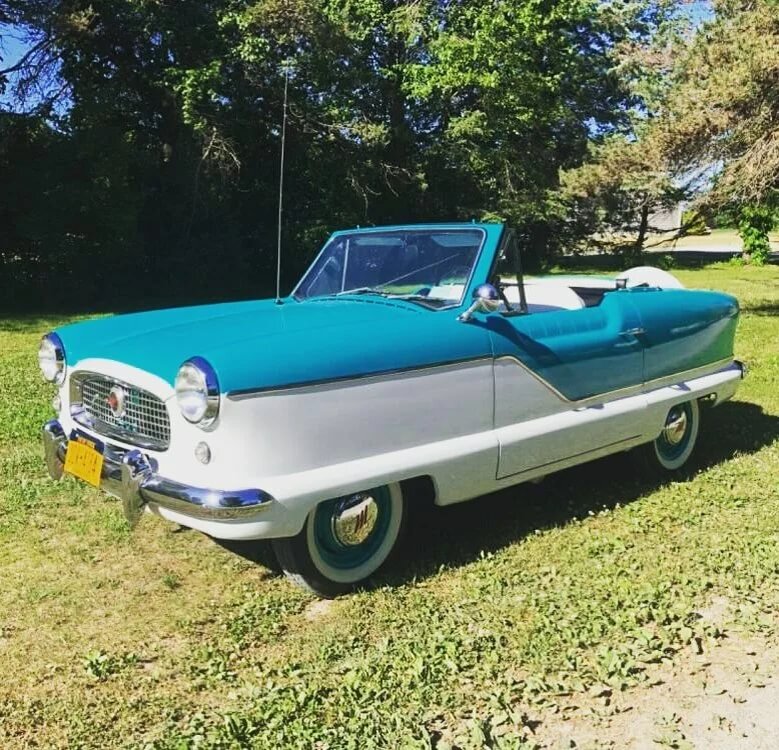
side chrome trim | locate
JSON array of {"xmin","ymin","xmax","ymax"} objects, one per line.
[
  {"xmin": 226, "ymin": 356, "xmax": 493, "ymax": 400},
  {"xmin": 495, "ymin": 355, "xmax": 736, "ymax": 406},
  {"xmin": 227, "ymin": 354, "xmax": 737, "ymax": 403},
  {"xmin": 640, "ymin": 357, "xmax": 736, "ymax": 396},
  {"xmin": 41, "ymin": 420, "xmax": 273, "ymax": 521}
]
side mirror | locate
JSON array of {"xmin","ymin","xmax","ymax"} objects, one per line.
[{"xmin": 458, "ymin": 283, "xmax": 502, "ymax": 322}]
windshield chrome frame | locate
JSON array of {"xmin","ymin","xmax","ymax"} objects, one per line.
[{"xmin": 291, "ymin": 226, "xmax": 488, "ymax": 309}]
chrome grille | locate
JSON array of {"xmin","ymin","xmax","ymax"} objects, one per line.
[{"xmin": 72, "ymin": 374, "xmax": 170, "ymax": 450}]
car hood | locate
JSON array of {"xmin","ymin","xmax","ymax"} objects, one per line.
[{"xmin": 56, "ymin": 296, "xmax": 490, "ymax": 393}]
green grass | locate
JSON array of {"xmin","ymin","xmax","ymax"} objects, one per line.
[{"xmin": 0, "ymin": 264, "xmax": 777, "ymax": 749}]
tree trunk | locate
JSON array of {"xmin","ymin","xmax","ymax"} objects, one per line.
[{"xmin": 634, "ymin": 203, "xmax": 650, "ymax": 263}]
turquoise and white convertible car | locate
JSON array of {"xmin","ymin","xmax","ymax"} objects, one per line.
[{"xmin": 40, "ymin": 223, "xmax": 745, "ymax": 596}]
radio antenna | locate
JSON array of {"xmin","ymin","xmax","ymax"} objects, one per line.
[{"xmin": 275, "ymin": 62, "xmax": 291, "ymax": 305}]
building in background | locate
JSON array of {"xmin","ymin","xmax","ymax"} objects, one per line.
[{"xmin": 648, "ymin": 203, "xmax": 684, "ymax": 233}]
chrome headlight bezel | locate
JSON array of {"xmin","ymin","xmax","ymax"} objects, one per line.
[
  {"xmin": 38, "ymin": 333, "xmax": 67, "ymax": 385},
  {"xmin": 175, "ymin": 357, "xmax": 220, "ymax": 429}
]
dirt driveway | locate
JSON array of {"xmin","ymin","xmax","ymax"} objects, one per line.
[{"xmin": 530, "ymin": 601, "xmax": 779, "ymax": 749}]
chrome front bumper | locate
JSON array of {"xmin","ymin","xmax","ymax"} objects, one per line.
[{"xmin": 42, "ymin": 420, "xmax": 274, "ymax": 526}]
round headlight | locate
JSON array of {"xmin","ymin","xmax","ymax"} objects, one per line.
[
  {"xmin": 175, "ymin": 357, "xmax": 220, "ymax": 428},
  {"xmin": 38, "ymin": 333, "xmax": 66, "ymax": 384}
]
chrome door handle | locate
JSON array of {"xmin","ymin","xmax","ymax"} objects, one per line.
[{"xmin": 620, "ymin": 327, "xmax": 646, "ymax": 337}]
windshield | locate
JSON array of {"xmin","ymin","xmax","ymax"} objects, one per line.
[{"xmin": 293, "ymin": 228, "xmax": 485, "ymax": 306}]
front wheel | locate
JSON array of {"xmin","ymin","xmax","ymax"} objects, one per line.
[
  {"xmin": 636, "ymin": 399, "xmax": 700, "ymax": 473},
  {"xmin": 272, "ymin": 483, "xmax": 405, "ymax": 598}
]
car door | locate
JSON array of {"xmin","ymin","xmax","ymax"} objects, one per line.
[{"xmin": 486, "ymin": 292, "xmax": 647, "ymax": 479}]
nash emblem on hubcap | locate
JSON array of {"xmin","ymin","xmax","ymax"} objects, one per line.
[
  {"xmin": 332, "ymin": 493, "xmax": 379, "ymax": 546},
  {"xmin": 662, "ymin": 407, "xmax": 688, "ymax": 445}
]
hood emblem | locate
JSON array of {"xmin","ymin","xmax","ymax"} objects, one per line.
[{"xmin": 106, "ymin": 385, "xmax": 127, "ymax": 419}]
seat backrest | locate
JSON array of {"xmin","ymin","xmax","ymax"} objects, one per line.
[
  {"xmin": 617, "ymin": 266, "xmax": 684, "ymax": 289},
  {"xmin": 504, "ymin": 282, "xmax": 585, "ymax": 312}
]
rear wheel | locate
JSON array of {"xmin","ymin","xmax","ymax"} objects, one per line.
[
  {"xmin": 636, "ymin": 399, "xmax": 700, "ymax": 473},
  {"xmin": 272, "ymin": 483, "xmax": 405, "ymax": 598}
]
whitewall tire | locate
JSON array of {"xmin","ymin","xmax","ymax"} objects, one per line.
[
  {"xmin": 637, "ymin": 399, "xmax": 700, "ymax": 472},
  {"xmin": 272, "ymin": 483, "xmax": 405, "ymax": 598}
]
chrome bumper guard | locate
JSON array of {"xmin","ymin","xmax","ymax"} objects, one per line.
[{"xmin": 42, "ymin": 420, "xmax": 273, "ymax": 526}]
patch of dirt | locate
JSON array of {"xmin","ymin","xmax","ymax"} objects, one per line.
[
  {"xmin": 304, "ymin": 598, "xmax": 336, "ymax": 621},
  {"xmin": 529, "ymin": 615, "xmax": 779, "ymax": 749}
]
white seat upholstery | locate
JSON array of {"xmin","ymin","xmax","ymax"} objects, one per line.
[
  {"xmin": 618, "ymin": 266, "xmax": 685, "ymax": 289},
  {"xmin": 504, "ymin": 282, "xmax": 585, "ymax": 312},
  {"xmin": 427, "ymin": 284, "xmax": 465, "ymax": 301}
]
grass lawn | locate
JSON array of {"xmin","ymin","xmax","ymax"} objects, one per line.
[{"xmin": 0, "ymin": 265, "xmax": 777, "ymax": 749}]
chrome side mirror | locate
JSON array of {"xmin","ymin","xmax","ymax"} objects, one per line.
[{"xmin": 458, "ymin": 283, "xmax": 502, "ymax": 322}]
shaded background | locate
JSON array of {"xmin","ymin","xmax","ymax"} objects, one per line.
[{"xmin": 0, "ymin": 1, "xmax": 714, "ymax": 311}]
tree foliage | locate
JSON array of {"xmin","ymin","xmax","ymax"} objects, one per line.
[
  {"xmin": 655, "ymin": 0, "xmax": 779, "ymax": 207},
  {"xmin": 1, "ymin": 1, "xmax": 683, "ymax": 308},
  {"xmin": 571, "ymin": 0, "xmax": 779, "ymax": 260},
  {"xmin": 737, "ymin": 204, "xmax": 776, "ymax": 265},
  {"xmin": 558, "ymin": 1, "xmax": 697, "ymax": 256},
  {"xmin": 561, "ymin": 133, "xmax": 685, "ymax": 258}
]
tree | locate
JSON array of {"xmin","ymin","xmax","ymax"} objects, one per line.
[
  {"xmin": 654, "ymin": 0, "xmax": 779, "ymax": 206},
  {"xmin": 636, "ymin": 0, "xmax": 779, "ymax": 264},
  {"xmin": 557, "ymin": 1, "xmax": 698, "ymax": 259},
  {"xmin": 403, "ymin": 0, "xmax": 645, "ymax": 267},
  {"xmin": 1, "ymin": 1, "xmax": 676, "ymax": 307},
  {"xmin": 178, "ymin": 0, "xmax": 647, "ymax": 269},
  {"xmin": 737, "ymin": 204, "xmax": 776, "ymax": 265},
  {"xmin": 561, "ymin": 133, "xmax": 686, "ymax": 260}
]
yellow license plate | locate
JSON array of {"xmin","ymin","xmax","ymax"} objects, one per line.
[{"xmin": 64, "ymin": 438, "xmax": 104, "ymax": 487}]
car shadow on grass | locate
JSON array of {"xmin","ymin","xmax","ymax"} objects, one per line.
[
  {"xmin": 214, "ymin": 401, "xmax": 778, "ymax": 590},
  {"xmin": 384, "ymin": 400, "xmax": 779, "ymax": 588},
  {"xmin": 744, "ymin": 301, "xmax": 779, "ymax": 317}
]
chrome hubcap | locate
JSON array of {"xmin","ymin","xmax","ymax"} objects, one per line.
[
  {"xmin": 662, "ymin": 408, "xmax": 688, "ymax": 446},
  {"xmin": 331, "ymin": 493, "xmax": 379, "ymax": 546}
]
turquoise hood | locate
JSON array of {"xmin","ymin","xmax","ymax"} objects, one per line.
[{"xmin": 56, "ymin": 297, "xmax": 492, "ymax": 394}]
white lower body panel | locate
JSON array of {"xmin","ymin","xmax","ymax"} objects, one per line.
[
  {"xmin": 176, "ymin": 361, "xmax": 742, "ymax": 541},
  {"xmin": 494, "ymin": 361, "xmax": 741, "ymax": 485}
]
